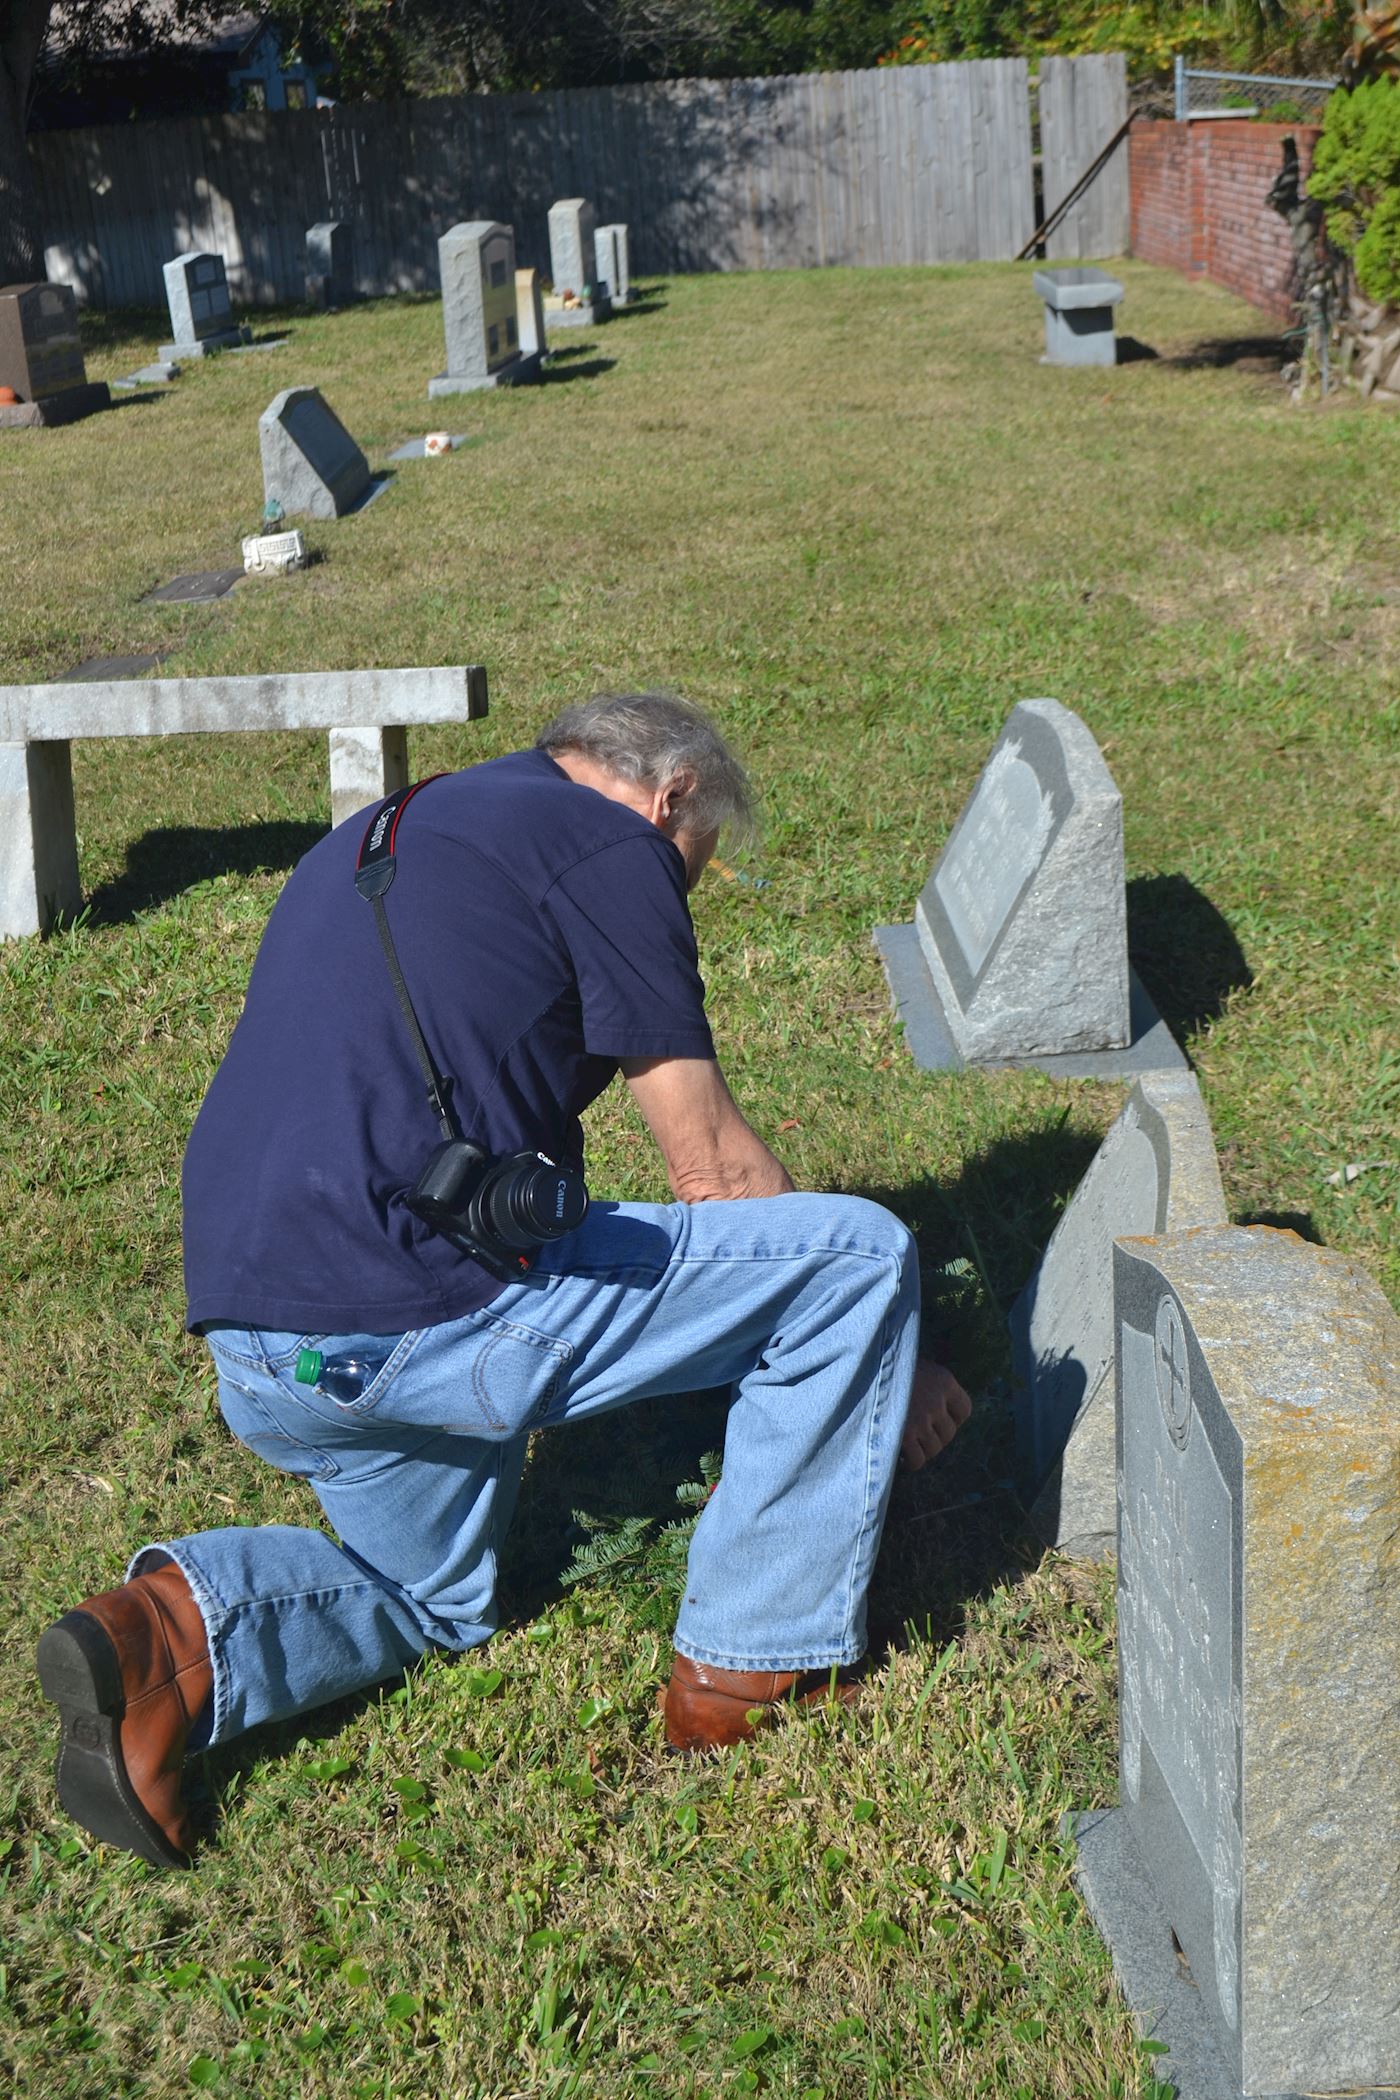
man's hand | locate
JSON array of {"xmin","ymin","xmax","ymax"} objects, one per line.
[
  {"xmin": 621, "ymin": 1056, "xmax": 795, "ymax": 1202},
  {"xmin": 900, "ymin": 1358, "xmax": 973, "ymax": 1471}
]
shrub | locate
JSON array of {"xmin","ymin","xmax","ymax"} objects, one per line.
[{"xmin": 1309, "ymin": 75, "xmax": 1400, "ymax": 302}]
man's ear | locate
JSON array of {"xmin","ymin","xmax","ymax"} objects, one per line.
[{"xmin": 657, "ymin": 770, "xmax": 696, "ymax": 829}]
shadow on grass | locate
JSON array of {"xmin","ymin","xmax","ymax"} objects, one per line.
[
  {"xmin": 1116, "ymin": 335, "xmax": 1159, "ymax": 364},
  {"xmin": 85, "ymin": 820, "xmax": 323, "ymax": 926},
  {"xmin": 1127, "ymin": 872, "xmax": 1253, "ymax": 1048},
  {"xmin": 543, "ymin": 353, "xmax": 618, "ymax": 383},
  {"xmin": 606, "ymin": 298, "xmax": 669, "ymax": 321},
  {"xmin": 1164, "ymin": 333, "xmax": 1293, "ymax": 371}
]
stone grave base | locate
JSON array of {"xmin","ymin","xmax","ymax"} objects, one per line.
[
  {"xmin": 428, "ymin": 352, "xmax": 542, "ymax": 396},
  {"xmin": 142, "ymin": 570, "xmax": 245, "ymax": 605},
  {"xmin": 55, "ymin": 652, "xmax": 170, "ymax": 681},
  {"xmin": 112, "ymin": 362, "xmax": 180, "ymax": 390},
  {"xmin": 158, "ymin": 326, "xmax": 253, "ymax": 359},
  {"xmin": 1069, "ymin": 1808, "xmax": 1389, "ymax": 2100},
  {"xmin": 873, "ymin": 920, "xmax": 1185, "ymax": 1079},
  {"xmin": 0, "ymin": 383, "xmax": 111, "ymax": 428},
  {"xmin": 543, "ymin": 298, "xmax": 606, "ymax": 328}
]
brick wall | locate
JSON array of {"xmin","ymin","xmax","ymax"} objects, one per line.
[{"xmin": 1130, "ymin": 117, "xmax": 1322, "ymax": 321}]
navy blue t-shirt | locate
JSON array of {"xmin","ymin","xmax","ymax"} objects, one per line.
[{"xmin": 182, "ymin": 750, "xmax": 715, "ymax": 1332}]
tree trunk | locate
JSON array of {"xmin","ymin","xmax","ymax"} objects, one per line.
[{"xmin": 1, "ymin": 0, "xmax": 56, "ymax": 284}]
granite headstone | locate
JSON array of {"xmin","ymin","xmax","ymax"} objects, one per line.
[
  {"xmin": 259, "ymin": 385, "xmax": 370, "ymax": 519},
  {"xmin": 160, "ymin": 252, "xmax": 250, "ymax": 358},
  {"xmin": 1073, "ymin": 1224, "xmax": 1400, "ymax": 2098},
  {"xmin": 546, "ymin": 199, "xmax": 607, "ymax": 326},
  {"xmin": 593, "ymin": 223, "xmax": 631, "ymax": 308},
  {"xmin": 306, "ymin": 221, "xmax": 354, "ymax": 307},
  {"xmin": 1011, "ymin": 1071, "xmax": 1228, "ymax": 1557},
  {"xmin": 875, "ymin": 697, "xmax": 1191, "ymax": 1078},
  {"xmin": 429, "ymin": 222, "xmax": 540, "ymax": 396},
  {"xmin": 0, "ymin": 282, "xmax": 109, "ymax": 426}
]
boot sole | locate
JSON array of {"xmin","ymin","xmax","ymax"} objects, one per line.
[{"xmin": 36, "ymin": 1613, "xmax": 189, "ymax": 1871}]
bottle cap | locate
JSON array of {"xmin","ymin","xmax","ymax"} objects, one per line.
[{"xmin": 295, "ymin": 1347, "xmax": 324, "ymax": 1387}]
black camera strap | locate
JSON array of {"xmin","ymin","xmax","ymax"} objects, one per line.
[{"xmin": 354, "ymin": 777, "xmax": 458, "ymax": 1142}]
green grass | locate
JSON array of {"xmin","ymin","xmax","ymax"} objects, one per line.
[{"xmin": 1, "ymin": 261, "xmax": 1396, "ymax": 2098}]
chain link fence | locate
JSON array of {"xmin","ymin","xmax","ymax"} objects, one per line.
[{"xmin": 1173, "ymin": 58, "xmax": 1336, "ymax": 122}]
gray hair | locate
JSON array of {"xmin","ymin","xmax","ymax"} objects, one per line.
[{"xmin": 537, "ymin": 691, "xmax": 757, "ymax": 846}]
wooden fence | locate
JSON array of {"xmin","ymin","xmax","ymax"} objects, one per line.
[{"xmin": 29, "ymin": 57, "xmax": 1129, "ymax": 309}]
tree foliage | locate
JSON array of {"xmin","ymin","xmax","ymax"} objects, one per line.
[
  {"xmin": 879, "ymin": 0, "xmax": 1356, "ymax": 77},
  {"xmin": 1309, "ymin": 74, "xmax": 1400, "ymax": 298}
]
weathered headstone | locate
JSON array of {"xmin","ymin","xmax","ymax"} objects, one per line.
[
  {"xmin": 1034, "ymin": 266, "xmax": 1124, "ymax": 368},
  {"xmin": 875, "ymin": 698, "xmax": 1184, "ymax": 1077},
  {"xmin": 1073, "ymin": 1224, "xmax": 1400, "ymax": 2098},
  {"xmin": 546, "ymin": 199, "xmax": 607, "ymax": 327},
  {"xmin": 429, "ymin": 222, "xmax": 540, "ymax": 396},
  {"xmin": 160, "ymin": 252, "xmax": 251, "ymax": 358},
  {"xmin": 1011, "ymin": 1071, "xmax": 1227, "ymax": 1557},
  {"xmin": 306, "ymin": 221, "xmax": 354, "ymax": 308},
  {"xmin": 515, "ymin": 267, "xmax": 547, "ymax": 359},
  {"xmin": 0, "ymin": 282, "xmax": 109, "ymax": 427},
  {"xmin": 259, "ymin": 386, "xmax": 371, "ymax": 519},
  {"xmin": 593, "ymin": 223, "xmax": 631, "ymax": 308}
]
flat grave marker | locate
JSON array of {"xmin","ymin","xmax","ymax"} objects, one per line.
[
  {"xmin": 0, "ymin": 282, "xmax": 109, "ymax": 427},
  {"xmin": 1011, "ymin": 1070, "xmax": 1227, "ymax": 1557},
  {"xmin": 875, "ymin": 698, "xmax": 1184, "ymax": 1077},
  {"xmin": 142, "ymin": 570, "xmax": 244, "ymax": 605},
  {"xmin": 430, "ymin": 223, "xmax": 541, "ymax": 396},
  {"xmin": 1072, "ymin": 1223, "xmax": 1400, "ymax": 2099}
]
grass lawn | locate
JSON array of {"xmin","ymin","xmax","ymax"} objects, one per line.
[{"xmin": 1, "ymin": 258, "xmax": 1396, "ymax": 2099}]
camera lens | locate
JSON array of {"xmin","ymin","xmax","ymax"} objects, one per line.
[{"xmin": 479, "ymin": 1156, "xmax": 588, "ymax": 1249}]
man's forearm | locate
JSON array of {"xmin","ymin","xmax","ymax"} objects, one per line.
[
  {"xmin": 670, "ymin": 1129, "xmax": 795, "ymax": 1203},
  {"xmin": 621, "ymin": 1055, "xmax": 796, "ymax": 1202}
]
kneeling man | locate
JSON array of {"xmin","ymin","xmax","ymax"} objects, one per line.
[{"xmin": 38, "ymin": 692, "xmax": 969, "ymax": 1867}]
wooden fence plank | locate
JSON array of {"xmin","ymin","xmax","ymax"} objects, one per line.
[{"xmin": 1042, "ymin": 53, "xmax": 1129, "ymax": 262}]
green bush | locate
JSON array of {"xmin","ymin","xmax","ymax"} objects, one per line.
[{"xmin": 1309, "ymin": 76, "xmax": 1400, "ymax": 303}]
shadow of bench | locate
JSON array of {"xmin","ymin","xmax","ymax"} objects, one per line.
[{"xmin": 0, "ymin": 664, "xmax": 488, "ymax": 938}]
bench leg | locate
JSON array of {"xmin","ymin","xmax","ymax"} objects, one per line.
[
  {"xmin": 328, "ymin": 726, "xmax": 409, "ymax": 831},
  {"xmin": 0, "ymin": 740, "xmax": 82, "ymax": 939}
]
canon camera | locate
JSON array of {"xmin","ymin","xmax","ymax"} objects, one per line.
[{"xmin": 407, "ymin": 1138, "xmax": 589, "ymax": 1281}]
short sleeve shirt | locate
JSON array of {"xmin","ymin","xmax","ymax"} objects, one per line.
[{"xmin": 181, "ymin": 750, "xmax": 714, "ymax": 1332}]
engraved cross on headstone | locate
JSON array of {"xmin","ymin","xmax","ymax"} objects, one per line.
[{"xmin": 1154, "ymin": 1294, "xmax": 1191, "ymax": 1448}]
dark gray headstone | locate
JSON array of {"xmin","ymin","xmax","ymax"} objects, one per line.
[
  {"xmin": 0, "ymin": 281, "xmax": 88, "ymax": 401},
  {"xmin": 1078, "ymin": 1225, "xmax": 1400, "ymax": 2097},
  {"xmin": 1012, "ymin": 1071, "xmax": 1227, "ymax": 1556},
  {"xmin": 258, "ymin": 385, "xmax": 370, "ymax": 520}
]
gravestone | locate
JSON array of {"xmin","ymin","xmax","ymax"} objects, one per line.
[
  {"xmin": 160, "ymin": 253, "xmax": 251, "ymax": 358},
  {"xmin": 306, "ymin": 222, "xmax": 354, "ymax": 307},
  {"xmin": 0, "ymin": 282, "xmax": 109, "ymax": 427},
  {"xmin": 259, "ymin": 386, "xmax": 371, "ymax": 519},
  {"xmin": 429, "ymin": 222, "xmax": 541, "ymax": 396},
  {"xmin": 1011, "ymin": 1071, "xmax": 1227, "ymax": 1558},
  {"xmin": 515, "ymin": 267, "xmax": 547, "ymax": 359},
  {"xmin": 1073, "ymin": 1224, "xmax": 1400, "ymax": 2098},
  {"xmin": 593, "ymin": 223, "xmax": 631, "ymax": 308},
  {"xmin": 546, "ymin": 199, "xmax": 607, "ymax": 326},
  {"xmin": 874, "ymin": 698, "xmax": 1184, "ymax": 1077},
  {"xmin": 1034, "ymin": 266, "xmax": 1124, "ymax": 368}
]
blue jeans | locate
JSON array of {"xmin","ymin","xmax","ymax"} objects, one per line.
[{"xmin": 134, "ymin": 1194, "xmax": 919, "ymax": 1747}]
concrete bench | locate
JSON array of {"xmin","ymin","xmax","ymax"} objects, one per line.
[
  {"xmin": 1033, "ymin": 266, "xmax": 1125, "ymax": 367},
  {"xmin": 0, "ymin": 663, "xmax": 488, "ymax": 939}
]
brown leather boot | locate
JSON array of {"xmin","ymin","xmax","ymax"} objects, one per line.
[
  {"xmin": 37, "ymin": 1560, "xmax": 212, "ymax": 1869},
  {"xmin": 663, "ymin": 1649, "xmax": 865, "ymax": 1752}
]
